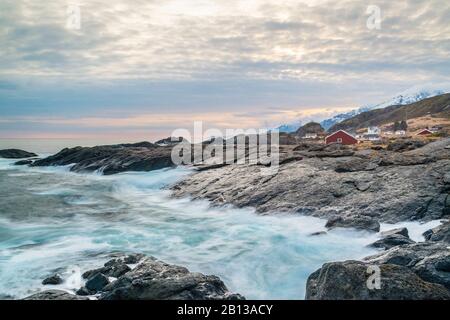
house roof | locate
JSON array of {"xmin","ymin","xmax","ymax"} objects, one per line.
[
  {"xmin": 417, "ymin": 129, "xmax": 433, "ymax": 134},
  {"xmin": 325, "ymin": 130, "xmax": 357, "ymax": 140}
]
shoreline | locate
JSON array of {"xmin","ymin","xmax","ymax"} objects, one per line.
[{"xmin": 0, "ymin": 138, "xmax": 449, "ymax": 299}]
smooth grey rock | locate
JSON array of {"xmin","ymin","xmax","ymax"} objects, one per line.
[
  {"xmin": 305, "ymin": 260, "xmax": 450, "ymax": 300},
  {"xmin": 325, "ymin": 216, "xmax": 380, "ymax": 232},
  {"xmin": 369, "ymin": 234, "xmax": 415, "ymax": 250},
  {"xmin": 76, "ymin": 287, "xmax": 94, "ymax": 296},
  {"xmin": 423, "ymin": 221, "xmax": 450, "ymax": 243},
  {"xmin": 172, "ymin": 138, "xmax": 450, "ymax": 223},
  {"xmin": 82, "ymin": 260, "xmax": 131, "ymax": 280},
  {"xmin": 85, "ymin": 273, "xmax": 109, "ymax": 292},
  {"xmin": 0, "ymin": 149, "xmax": 37, "ymax": 159},
  {"xmin": 31, "ymin": 143, "xmax": 174, "ymax": 175},
  {"xmin": 42, "ymin": 274, "xmax": 63, "ymax": 285},
  {"xmin": 365, "ymin": 242, "xmax": 450, "ymax": 290},
  {"xmin": 23, "ymin": 290, "xmax": 88, "ymax": 300},
  {"xmin": 99, "ymin": 257, "xmax": 244, "ymax": 300},
  {"xmin": 14, "ymin": 159, "xmax": 34, "ymax": 166},
  {"xmin": 381, "ymin": 227, "xmax": 409, "ymax": 238}
]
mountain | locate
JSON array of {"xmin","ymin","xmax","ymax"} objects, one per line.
[
  {"xmin": 320, "ymin": 83, "xmax": 450, "ymax": 130},
  {"xmin": 295, "ymin": 122, "xmax": 325, "ymax": 137},
  {"xmin": 276, "ymin": 122, "xmax": 302, "ymax": 133},
  {"xmin": 328, "ymin": 93, "xmax": 450, "ymax": 133}
]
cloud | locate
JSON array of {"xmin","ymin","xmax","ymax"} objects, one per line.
[{"xmin": 0, "ymin": 0, "xmax": 449, "ymax": 139}]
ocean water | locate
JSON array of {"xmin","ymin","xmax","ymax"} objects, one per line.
[{"xmin": 0, "ymin": 157, "xmax": 441, "ymax": 299}]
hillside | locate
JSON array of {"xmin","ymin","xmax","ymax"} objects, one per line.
[
  {"xmin": 295, "ymin": 122, "xmax": 325, "ymax": 137},
  {"xmin": 328, "ymin": 93, "xmax": 450, "ymax": 133}
]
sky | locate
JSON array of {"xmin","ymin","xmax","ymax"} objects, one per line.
[{"xmin": 1, "ymin": 0, "xmax": 450, "ymax": 141}]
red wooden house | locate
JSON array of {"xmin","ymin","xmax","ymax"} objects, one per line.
[
  {"xmin": 416, "ymin": 129, "xmax": 433, "ymax": 136},
  {"xmin": 325, "ymin": 130, "xmax": 358, "ymax": 145}
]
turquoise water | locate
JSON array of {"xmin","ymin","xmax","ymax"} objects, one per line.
[{"xmin": 0, "ymin": 157, "xmax": 438, "ymax": 299}]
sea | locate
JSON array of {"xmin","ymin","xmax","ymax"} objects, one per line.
[{"xmin": 0, "ymin": 139, "xmax": 441, "ymax": 299}]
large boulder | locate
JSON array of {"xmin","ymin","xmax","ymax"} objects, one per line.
[
  {"xmin": 369, "ymin": 234, "xmax": 415, "ymax": 250},
  {"xmin": 24, "ymin": 290, "xmax": 88, "ymax": 300},
  {"xmin": 42, "ymin": 274, "xmax": 63, "ymax": 285},
  {"xmin": 305, "ymin": 260, "xmax": 450, "ymax": 300},
  {"xmin": 423, "ymin": 221, "xmax": 450, "ymax": 243},
  {"xmin": 0, "ymin": 149, "xmax": 37, "ymax": 159},
  {"xmin": 381, "ymin": 227, "xmax": 409, "ymax": 238},
  {"xmin": 99, "ymin": 256, "xmax": 244, "ymax": 300},
  {"xmin": 365, "ymin": 242, "xmax": 450, "ymax": 290},
  {"xmin": 325, "ymin": 216, "xmax": 380, "ymax": 232},
  {"xmin": 82, "ymin": 259, "xmax": 131, "ymax": 279}
]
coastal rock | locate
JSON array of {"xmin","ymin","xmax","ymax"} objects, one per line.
[
  {"xmin": 172, "ymin": 138, "xmax": 450, "ymax": 223},
  {"xmin": 381, "ymin": 227, "xmax": 409, "ymax": 238},
  {"xmin": 76, "ymin": 287, "xmax": 94, "ymax": 296},
  {"xmin": 305, "ymin": 260, "xmax": 450, "ymax": 300},
  {"xmin": 85, "ymin": 273, "xmax": 110, "ymax": 292},
  {"xmin": 365, "ymin": 241, "xmax": 450, "ymax": 289},
  {"xmin": 0, "ymin": 149, "xmax": 37, "ymax": 159},
  {"xmin": 42, "ymin": 274, "xmax": 63, "ymax": 285},
  {"xmin": 82, "ymin": 259, "xmax": 131, "ymax": 279},
  {"xmin": 99, "ymin": 256, "xmax": 244, "ymax": 300},
  {"xmin": 24, "ymin": 290, "xmax": 88, "ymax": 300},
  {"xmin": 387, "ymin": 139, "xmax": 426, "ymax": 152},
  {"xmin": 423, "ymin": 221, "xmax": 450, "ymax": 243},
  {"xmin": 334, "ymin": 158, "xmax": 378, "ymax": 173},
  {"xmin": 14, "ymin": 159, "xmax": 34, "ymax": 166},
  {"xmin": 369, "ymin": 234, "xmax": 415, "ymax": 250},
  {"xmin": 31, "ymin": 143, "xmax": 174, "ymax": 175},
  {"xmin": 325, "ymin": 216, "xmax": 380, "ymax": 232}
]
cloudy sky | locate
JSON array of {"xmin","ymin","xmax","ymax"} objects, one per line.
[{"xmin": 1, "ymin": 0, "xmax": 449, "ymax": 140}]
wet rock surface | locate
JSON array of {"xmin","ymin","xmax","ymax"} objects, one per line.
[
  {"xmin": 172, "ymin": 138, "xmax": 450, "ymax": 226},
  {"xmin": 31, "ymin": 143, "xmax": 174, "ymax": 175},
  {"xmin": 325, "ymin": 216, "xmax": 380, "ymax": 232},
  {"xmin": 24, "ymin": 254, "xmax": 244, "ymax": 300},
  {"xmin": 42, "ymin": 274, "xmax": 63, "ymax": 285},
  {"xmin": 0, "ymin": 149, "xmax": 37, "ymax": 159},
  {"xmin": 305, "ymin": 260, "xmax": 450, "ymax": 300},
  {"xmin": 24, "ymin": 290, "xmax": 89, "ymax": 300}
]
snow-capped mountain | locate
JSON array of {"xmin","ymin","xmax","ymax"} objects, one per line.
[
  {"xmin": 320, "ymin": 83, "xmax": 450, "ymax": 130},
  {"xmin": 275, "ymin": 83, "xmax": 450, "ymax": 133},
  {"xmin": 276, "ymin": 122, "xmax": 302, "ymax": 133}
]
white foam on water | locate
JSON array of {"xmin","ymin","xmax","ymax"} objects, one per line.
[{"xmin": 0, "ymin": 164, "xmax": 445, "ymax": 299}]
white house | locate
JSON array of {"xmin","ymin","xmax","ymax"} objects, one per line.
[
  {"xmin": 303, "ymin": 133, "xmax": 318, "ymax": 139},
  {"xmin": 367, "ymin": 126, "xmax": 381, "ymax": 135},
  {"xmin": 395, "ymin": 130, "xmax": 406, "ymax": 136}
]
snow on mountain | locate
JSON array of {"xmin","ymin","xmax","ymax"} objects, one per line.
[{"xmin": 320, "ymin": 83, "xmax": 450, "ymax": 130}]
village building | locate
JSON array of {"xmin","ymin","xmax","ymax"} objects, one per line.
[
  {"xmin": 430, "ymin": 126, "xmax": 442, "ymax": 133},
  {"xmin": 325, "ymin": 130, "xmax": 358, "ymax": 145},
  {"xmin": 367, "ymin": 126, "xmax": 381, "ymax": 135},
  {"xmin": 395, "ymin": 130, "xmax": 406, "ymax": 136},
  {"xmin": 302, "ymin": 133, "xmax": 318, "ymax": 139},
  {"xmin": 417, "ymin": 128, "xmax": 433, "ymax": 136}
]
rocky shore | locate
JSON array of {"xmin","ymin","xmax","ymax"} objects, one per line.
[
  {"xmin": 171, "ymin": 138, "xmax": 450, "ymax": 225},
  {"xmin": 24, "ymin": 254, "xmax": 244, "ymax": 300},
  {"xmin": 2, "ymin": 137, "xmax": 450, "ymax": 300}
]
